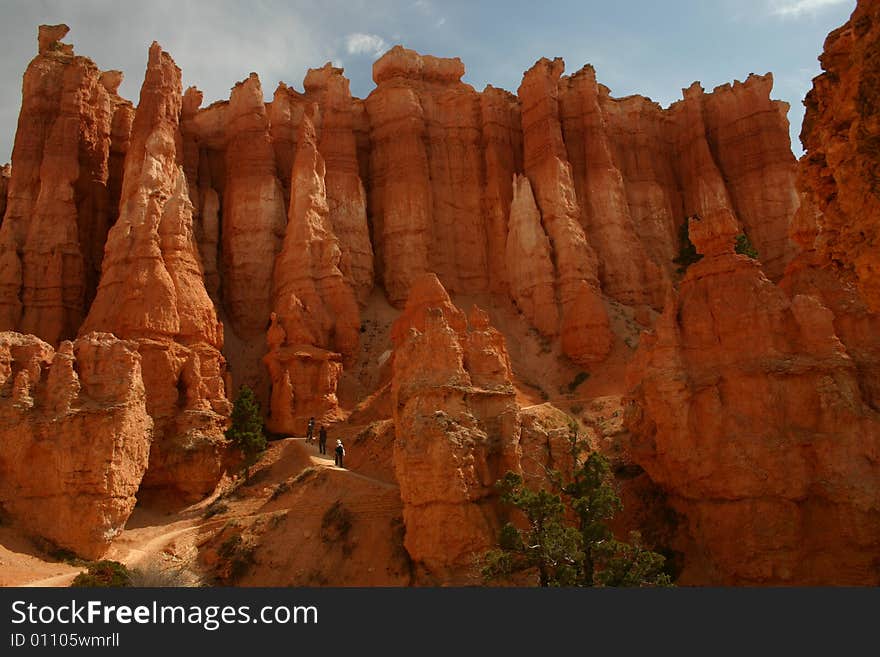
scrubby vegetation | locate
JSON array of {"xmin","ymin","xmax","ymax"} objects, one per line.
[
  {"xmin": 226, "ymin": 385, "xmax": 267, "ymax": 481},
  {"xmin": 481, "ymin": 433, "xmax": 672, "ymax": 587},
  {"xmin": 202, "ymin": 500, "xmax": 229, "ymax": 519},
  {"xmin": 735, "ymin": 233, "xmax": 759, "ymax": 259},
  {"xmin": 129, "ymin": 559, "xmax": 203, "ymax": 587},
  {"xmin": 70, "ymin": 560, "xmax": 133, "ymax": 587}
]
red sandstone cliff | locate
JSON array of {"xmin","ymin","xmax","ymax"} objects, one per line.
[
  {"xmin": 263, "ymin": 113, "xmax": 360, "ymax": 434},
  {"xmin": 304, "ymin": 63, "xmax": 375, "ymax": 305},
  {"xmin": 798, "ymin": 0, "xmax": 880, "ymax": 311},
  {"xmin": 221, "ymin": 73, "xmax": 288, "ymax": 339},
  {"xmin": 625, "ymin": 212, "xmax": 880, "ymax": 585},
  {"xmin": 0, "ymin": 331, "xmax": 152, "ymax": 558},
  {"xmin": 390, "ymin": 275, "xmax": 521, "ymax": 583},
  {"xmin": 1, "ymin": 22, "xmax": 871, "ymax": 587},
  {"xmin": 0, "ymin": 25, "xmax": 131, "ymax": 345},
  {"xmin": 79, "ymin": 42, "xmax": 230, "ymax": 501},
  {"xmin": 158, "ymin": 43, "xmax": 805, "ymax": 450},
  {"xmin": 0, "ymin": 164, "xmax": 10, "ymax": 225}
]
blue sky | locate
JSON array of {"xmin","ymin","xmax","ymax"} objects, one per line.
[{"xmin": 0, "ymin": 0, "xmax": 857, "ymax": 163}]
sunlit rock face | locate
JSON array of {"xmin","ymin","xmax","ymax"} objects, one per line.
[
  {"xmin": 3, "ymin": 18, "xmax": 874, "ymax": 587},
  {"xmin": 798, "ymin": 0, "xmax": 880, "ymax": 312},
  {"xmin": 0, "ymin": 331, "xmax": 152, "ymax": 559}
]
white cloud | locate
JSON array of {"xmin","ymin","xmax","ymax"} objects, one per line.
[
  {"xmin": 345, "ymin": 32, "xmax": 388, "ymax": 57},
  {"xmin": 770, "ymin": 0, "xmax": 852, "ymax": 18}
]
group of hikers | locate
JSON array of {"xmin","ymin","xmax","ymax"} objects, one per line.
[{"xmin": 306, "ymin": 417, "xmax": 345, "ymax": 468}]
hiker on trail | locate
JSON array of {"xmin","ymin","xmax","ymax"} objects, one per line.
[
  {"xmin": 318, "ymin": 425, "xmax": 328, "ymax": 455},
  {"xmin": 306, "ymin": 417, "xmax": 315, "ymax": 443},
  {"xmin": 335, "ymin": 439, "xmax": 345, "ymax": 468}
]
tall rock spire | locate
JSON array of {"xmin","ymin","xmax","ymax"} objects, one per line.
[{"xmin": 80, "ymin": 42, "xmax": 230, "ymax": 501}]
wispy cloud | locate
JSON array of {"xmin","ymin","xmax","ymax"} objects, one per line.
[
  {"xmin": 344, "ymin": 32, "xmax": 388, "ymax": 57},
  {"xmin": 412, "ymin": 0, "xmax": 445, "ymax": 29},
  {"xmin": 769, "ymin": 0, "xmax": 852, "ymax": 18}
]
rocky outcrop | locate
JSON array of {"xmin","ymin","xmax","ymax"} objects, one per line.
[
  {"xmin": 79, "ymin": 42, "xmax": 229, "ymax": 502},
  {"xmin": 517, "ymin": 59, "xmax": 615, "ymax": 365},
  {"xmin": 263, "ymin": 114, "xmax": 360, "ymax": 434},
  {"xmin": 366, "ymin": 47, "xmax": 488, "ymax": 306},
  {"xmin": 0, "ymin": 27, "xmax": 857, "ymax": 586},
  {"xmin": 518, "ymin": 59, "xmax": 601, "ymax": 305},
  {"xmin": 263, "ymin": 316, "xmax": 344, "ymax": 435},
  {"xmin": 304, "ymin": 63, "xmax": 374, "ymax": 305},
  {"xmin": 598, "ymin": 94, "xmax": 682, "ymax": 281},
  {"xmin": 481, "ymin": 87, "xmax": 522, "ymax": 294},
  {"xmin": 505, "ymin": 174, "xmax": 558, "ymax": 337},
  {"xmin": 782, "ymin": 193, "xmax": 880, "ymax": 410},
  {"xmin": 222, "ymin": 73, "xmax": 285, "ymax": 336},
  {"xmin": 625, "ymin": 212, "xmax": 880, "ymax": 585},
  {"xmin": 0, "ymin": 25, "xmax": 131, "ymax": 345},
  {"xmin": 798, "ymin": 0, "xmax": 880, "ymax": 311},
  {"xmin": 560, "ymin": 281, "xmax": 613, "ymax": 366},
  {"xmin": 700, "ymin": 74, "xmax": 798, "ymax": 280},
  {"xmin": 390, "ymin": 275, "xmax": 520, "ymax": 583},
  {"xmin": 0, "ymin": 332, "xmax": 152, "ymax": 559},
  {"xmin": 559, "ymin": 66, "xmax": 665, "ymax": 307},
  {"xmin": 272, "ymin": 115, "xmax": 360, "ymax": 361},
  {"xmin": 221, "ymin": 73, "xmax": 287, "ymax": 338}
]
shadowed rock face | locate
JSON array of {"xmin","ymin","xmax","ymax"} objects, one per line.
[
  {"xmin": 625, "ymin": 213, "xmax": 880, "ymax": 585},
  {"xmin": 4, "ymin": 19, "xmax": 878, "ymax": 586},
  {"xmin": 0, "ymin": 25, "xmax": 132, "ymax": 345},
  {"xmin": 0, "ymin": 331, "xmax": 152, "ymax": 559},
  {"xmin": 799, "ymin": 0, "xmax": 880, "ymax": 312},
  {"xmin": 0, "ymin": 165, "xmax": 10, "ymax": 227}
]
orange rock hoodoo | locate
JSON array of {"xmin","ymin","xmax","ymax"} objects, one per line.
[
  {"xmin": 625, "ymin": 212, "xmax": 880, "ymax": 585},
  {"xmin": 78, "ymin": 42, "xmax": 230, "ymax": 502},
  {"xmin": 390, "ymin": 275, "xmax": 521, "ymax": 583},
  {"xmin": 1, "ymin": 11, "xmax": 878, "ymax": 586},
  {"xmin": 798, "ymin": 0, "xmax": 880, "ymax": 312},
  {"xmin": 0, "ymin": 331, "xmax": 152, "ymax": 558},
  {"xmin": 0, "ymin": 25, "xmax": 132, "ymax": 346}
]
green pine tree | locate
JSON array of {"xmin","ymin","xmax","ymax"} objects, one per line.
[
  {"xmin": 735, "ymin": 233, "xmax": 759, "ymax": 259},
  {"xmin": 225, "ymin": 385, "xmax": 267, "ymax": 481},
  {"xmin": 482, "ymin": 472, "xmax": 583, "ymax": 587},
  {"xmin": 482, "ymin": 429, "xmax": 672, "ymax": 587}
]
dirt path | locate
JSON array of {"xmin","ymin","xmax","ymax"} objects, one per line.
[
  {"xmin": 297, "ymin": 437, "xmax": 396, "ymax": 488},
  {"xmin": 7, "ymin": 436, "xmax": 399, "ymax": 587},
  {"xmin": 19, "ymin": 571, "xmax": 80, "ymax": 588}
]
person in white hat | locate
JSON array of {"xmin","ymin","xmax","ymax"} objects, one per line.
[{"xmin": 335, "ymin": 439, "xmax": 345, "ymax": 468}]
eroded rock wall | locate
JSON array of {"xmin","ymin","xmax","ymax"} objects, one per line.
[
  {"xmin": 0, "ymin": 25, "xmax": 131, "ymax": 345},
  {"xmin": 0, "ymin": 24, "xmax": 855, "ymax": 586},
  {"xmin": 0, "ymin": 332, "xmax": 152, "ymax": 559},
  {"xmin": 625, "ymin": 212, "xmax": 880, "ymax": 585},
  {"xmin": 79, "ymin": 42, "xmax": 230, "ymax": 501},
  {"xmin": 263, "ymin": 114, "xmax": 359, "ymax": 434},
  {"xmin": 798, "ymin": 0, "xmax": 880, "ymax": 311},
  {"xmin": 390, "ymin": 275, "xmax": 521, "ymax": 583}
]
